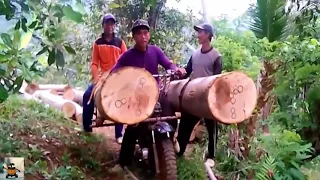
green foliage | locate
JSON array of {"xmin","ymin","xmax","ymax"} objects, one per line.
[
  {"xmin": 248, "ymin": 0, "xmax": 288, "ymax": 42},
  {"xmin": 265, "ymin": 37, "xmax": 320, "ymax": 131},
  {"xmin": 255, "ymin": 156, "xmax": 277, "ymax": 180},
  {"xmin": 213, "ymin": 34, "xmax": 261, "ymax": 78},
  {"xmin": 0, "ymin": 95, "xmax": 120, "ymax": 179},
  {"xmin": 0, "ymin": 0, "xmax": 85, "ymax": 102},
  {"xmin": 177, "ymin": 145, "xmax": 207, "ymax": 180},
  {"xmin": 149, "ymin": 8, "xmax": 198, "ymax": 64},
  {"xmin": 254, "ymin": 127, "xmax": 313, "ymax": 180}
]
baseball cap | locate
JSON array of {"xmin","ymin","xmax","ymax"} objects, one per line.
[
  {"xmin": 194, "ymin": 23, "xmax": 215, "ymax": 36},
  {"xmin": 131, "ymin": 19, "xmax": 150, "ymax": 33},
  {"xmin": 102, "ymin": 13, "xmax": 116, "ymax": 25}
]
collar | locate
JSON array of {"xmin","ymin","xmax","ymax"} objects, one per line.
[
  {"xmin": 133, "ymin": 44, "xmax": 149, "ymax": 52},
  {"xmin": 101, "ymin": 33, "xmax": 115, "ymax": 40},
  {"xmin": 201, "ymin": 46, "xmax": 213, "ymax": 54}
]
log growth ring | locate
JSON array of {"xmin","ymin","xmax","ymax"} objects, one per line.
[
  {"xmin": 98, "ymin": 67, "xmax": 160, "ymax": 124},
  {"xmin": 208, "ymin": 71, "xmax": 257, "ymax": 124}
]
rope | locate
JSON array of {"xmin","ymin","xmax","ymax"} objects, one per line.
[
  {"xmin": 178, "ymin": 78, "xmax": 192, "ymax": 111},
  {"xmin": 87, "ymin": 78, "xmax": 105, "ymax": 105}
]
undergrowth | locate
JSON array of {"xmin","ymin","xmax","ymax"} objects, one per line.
[
  {"xmin": 0, "ymin": 95, "xmax": 123, "ymax": 180},
  {"xmin": 2, "ymin": 95, "xmax": 320, "ymax": 180}
]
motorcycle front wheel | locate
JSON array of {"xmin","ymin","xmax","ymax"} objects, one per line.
[{"xmin": 156, "ymin": 138, "xmax": 177, "ymax": 180}]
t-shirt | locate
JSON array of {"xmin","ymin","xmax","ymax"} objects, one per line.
[
  {"xmin": 185, "ymin": 47, "xmax": 222, "ymax": 79},
  {"xmin": 91, "ymin": 33, "xmax": 127, "ymax": 81},
  {"xmin": 111, "ymin": 45, "xmax": 177, "ymax": 75}
]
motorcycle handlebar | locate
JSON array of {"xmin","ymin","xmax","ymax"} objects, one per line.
[{"xmin": 152, "ymin": 70, "xmax": 181, "ymax": 79}]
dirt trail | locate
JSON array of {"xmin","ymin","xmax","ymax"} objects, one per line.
[{"xmin": 93, "ymin": 126, "xmax": 122, "ymax": 153}]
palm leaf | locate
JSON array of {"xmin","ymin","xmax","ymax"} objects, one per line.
[{"xmin": 248, "ymin": 0, "xmax": 288, "ymax": 42}]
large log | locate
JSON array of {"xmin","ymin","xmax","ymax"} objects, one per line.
[
  {"xmin": 71, "ymin": 101, "xmax": 83, "ymax": 123},
  {"xmin": 25, "ymin": 83, "xmax": 71, "ymax": 95},
  {"xmin": 25, "ymin": 83, "xmax": 40, "ymax": 95},
  {"xmin": 94, "ymin": 67, "xmax": 159, "ymax": 124},
  {"xmin": 38, "ymin": 84, "xmax": 71, "ymax": 92},
  {"xmin": 63, "ymin": 87, "xmax": 75, "ymax": 101},
  {"xmin": 167, "ymin": 71, "xmax": 257, "ymax": 124},
  {"xmin": 19, "ymin": 92, "xmax": 41, "ymax": 102},
  {"xmin": 65, "ymin": 89, "xmax": 84, "ymax": 105},
  {"xmin": 32, "ymin": 90, "xmax": 76, "ymax": 118}
]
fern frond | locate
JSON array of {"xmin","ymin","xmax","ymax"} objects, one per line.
[{"xmin": 255, "ymin": 155, "xmax": 278, "ymax": 180}]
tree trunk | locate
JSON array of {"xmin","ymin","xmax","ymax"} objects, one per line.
[
  {"xmin": 72, "ymin": 89, "xmax": 85, "ymax": 106},
  {"xmin": 38, "ymin": 84, "xmax": 71, "ymax": 91},
  {"xmin": 94, "ymin": 67, "xmax": 159, "ymax": 124},
  {"xmin": 241, "ymin": 60, "xmax": 276, "ymax": 180},
  {"xmin": 166, "ymin": 72, "xmax": 258, "ymax": 124},
  {"xmin": 32, "ymin": 90, "xmax": 76, "ymax": 118},
  {"xmin": 147, "ymin": 0, "xmax": 166, "ymax": 29},
  {"xmin": 63, "ymin": 88, "xmax": 76, "ymax": 101}
]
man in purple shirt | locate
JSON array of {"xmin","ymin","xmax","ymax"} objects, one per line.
[{"xmin": 111, "ymin": 19, "xmax": 186, "ymax": 168}]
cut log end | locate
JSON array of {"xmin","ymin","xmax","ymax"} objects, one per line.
[
  {"xmin": 50, "ymin": 89, "xmax": 59, "ymax": 95},
  {"xmin": 25, "ymin": 83, "xmax": 40, "ymax": 95},
  {"xmin": 63, "ymin": 88, "xmax": 75, "ymax": 101},
  {"xmin": 75, "ymin": 114, "xmax": 82, "ymax": 124},
  {"xmin": 62, "ymin": 102, "xmax": 76, "ymax": 118},
  {"xmin": 95, "ymin": 67, "xmax": 159, "ymax": 124},
  {"xmin": 208, "ymin": 71, "xmax": 257, "ymax": 124}
]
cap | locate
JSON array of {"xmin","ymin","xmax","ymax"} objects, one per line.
[
  {"xmin": 102, "ymin": 13, "xmax": 116, "ymax": 25},
  {"xmin": 131, "ymin": 19, "xmax": 150, "ymax": 33},
  {"xmin": 194, "ymin": 23, "xmax": 215, "ymax": 36}
]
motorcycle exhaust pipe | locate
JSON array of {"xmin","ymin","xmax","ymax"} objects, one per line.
[{"xmin": 152, "ymin": 130, "xmax": 160, "ymax": 174}]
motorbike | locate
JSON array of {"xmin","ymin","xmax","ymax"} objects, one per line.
[{"xmin": 91, "ymin": 70, "xmax": 181, "ymax": 180}]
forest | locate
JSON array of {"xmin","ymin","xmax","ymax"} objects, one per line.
[{"xmin": 1, "ymin": 0, "xmax": 320, "ymax": 179}]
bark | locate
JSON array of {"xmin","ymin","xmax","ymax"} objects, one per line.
[
  {"xmin": 63, "ymin": 88, "xmax": 75, "ymax": 101},
  {"xmin": 147, "ymin": 0, "xmax": 166, "ymax": 29},
  {"xmin": 32, "ymin": 90, "xmax": 76, "ymax": 118},
  {"xmin": 241, "ymin": 60, "xmax": 276, "ymax": 180},
  {"xmin": 73, "ymin": 89, "xmax": 85, "ymax": 106},
  {"xmin": 166, "ymin": 72, "xmax": 258, "ymax": 124},
  {"xmin": 37, "ymin": 84, "xmax": 71, "ymax": 92}
]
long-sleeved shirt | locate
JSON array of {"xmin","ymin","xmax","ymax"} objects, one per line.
[
  {"xmin": 185, "ymin": 47, "xmax": 222, "ymax": 79},
  {"xmin": 111, "ymin": 45, "xmax": 177, "ymax": 75},
  {"xmin": 91, "ymin": 33, "xmax": 127, "ymax": 81}
]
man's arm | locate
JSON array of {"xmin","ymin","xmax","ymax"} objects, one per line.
[
  {"xmin": 110, "ymin": 52, "xmax": 128, "ymax": 73},
  {"xmin": 184, "ymin": 56, "xmax": 193, "ymax": 78},
  {"xmin": 120, "ymin": 40, "xmax": 127, "ymax": 54},
  {"xmin": 213, "ymin": 56, "xmax": 222, "ymax": 75},
  {"xmin": 156, "ymin": 47, "xmax": 177, "ymax": 71},
  {"xmin": 90, "ymin": 42, "xmax": 100, "ymax": 82}
]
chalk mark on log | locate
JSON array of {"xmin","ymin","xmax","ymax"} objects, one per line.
[
  {"xmin": 115, "ymin": 98, "xmax": 127, "ymax": 108},
  {"xmin": 233, "ymin": 85, "xmax": 243, "ymax": 95},
  {"xmin": 229, "ymin": 85, "xmax": 244, "ymax": 119},
  {"xmin": 139, "ymin": 77, "xmax": 146, "ymax": 88},
  {"xmin": 231, "ymin": 107, "xmax": 236, "ymax": 119}
]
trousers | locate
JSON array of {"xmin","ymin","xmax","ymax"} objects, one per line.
[
  {"xmin": 82, "ymin": 84, "xmax": 123, "ymax": 138},
  {"xmin": 118, "ymin": 90, "xmax": 177, "ymax": 167},
  {"xmin": 176, "ymin": 111, "xmax": 218, "ymax": 159}
]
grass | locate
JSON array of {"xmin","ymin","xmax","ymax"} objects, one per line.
[
  {"xmin": 177, "ymin": 144, "xmax": 207, "ymax": 180},
  {"xmin": 0, "ymin": 95, "xmax": 217, "ymax": 180},
  {"xmin": 0, "ymin": 95, "xmax": 123, "ymax": 180}
]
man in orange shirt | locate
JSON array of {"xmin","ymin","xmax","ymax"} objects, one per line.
[{"xmin": 82, "ymin": 13, "xmax": 127, "ymax": 144}]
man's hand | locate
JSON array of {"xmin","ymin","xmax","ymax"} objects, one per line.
[{"xmin": 175, "ymin": 67, "xmax": 187, "ymax": 77}]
